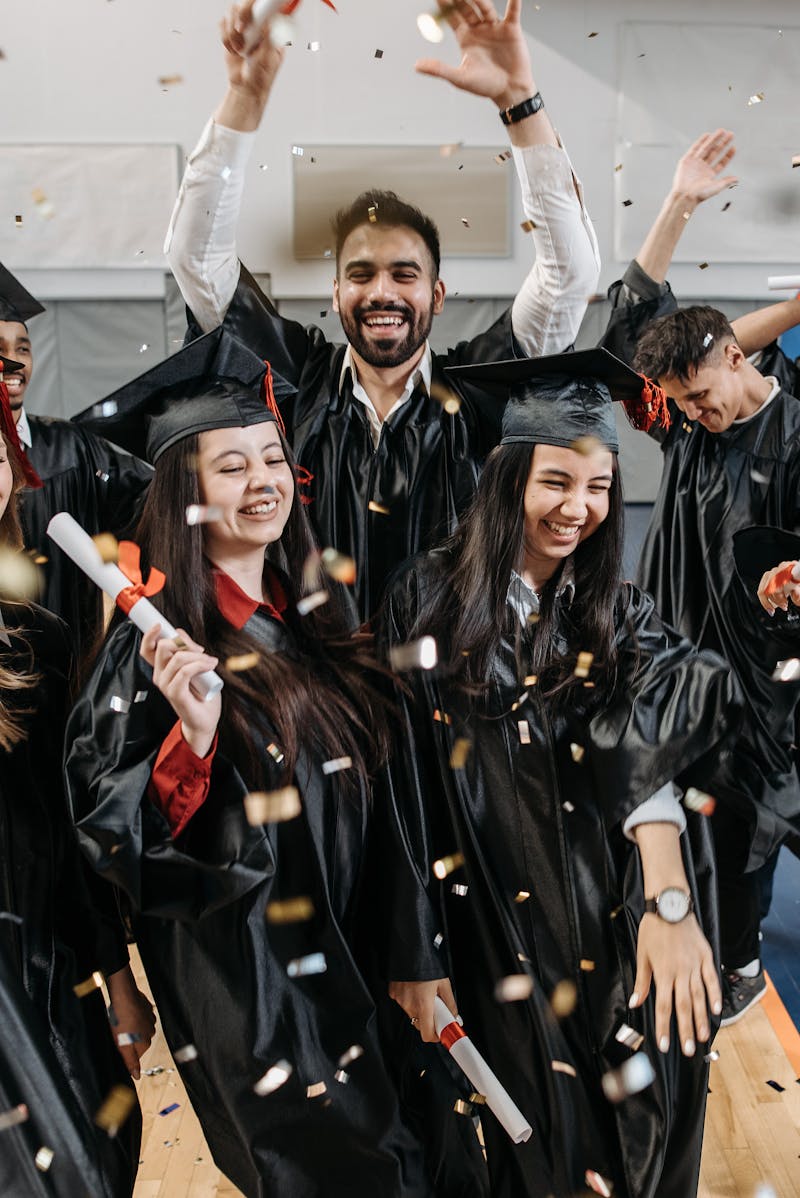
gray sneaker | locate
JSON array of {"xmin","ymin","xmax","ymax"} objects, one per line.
[{"xmin": 720, "ymin": 968, "xmax": 767, "ymax": 1027}]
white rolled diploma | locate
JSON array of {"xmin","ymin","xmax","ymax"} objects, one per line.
[
  {"xmin": 47, "ymin": 512, "xmax": 223, "ymax": 701},
  {"xmin": 242, "ymin": 0, "xmax": 287, "ymax": 54},
  {"xmin": 767, "ymin": 275, "xmax": 800, "ymax": 291},
  {"xmin": 434, "ymin": 996, "xmax": 532, "ymax": 1144}
]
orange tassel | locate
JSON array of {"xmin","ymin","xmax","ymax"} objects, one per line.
[
  {"xmin": 263, "ymin": 361, "xmax": 286, "ymax": 437},
  {"xmin": 625, "ymin": 376, "xmax": 671, "ymax": 434},
  {"xmin": 294, "ymin": 464, "xmax": 314, "ymax": 506}
]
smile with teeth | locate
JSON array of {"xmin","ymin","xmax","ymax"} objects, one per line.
[
  {"xmin": 543, "ymin": 518, "xmax": 582, "ymax": 537},
  {"xmin": 4, "ymin": 376, "xmax": 24, "ymax": 389},
  {"xmin": 362, "ymin": 315, "xmax": 405, "ymax": 327},
  {"xmin": 240, "ymin": 500, "xmax": 277, "ymax": 516}
]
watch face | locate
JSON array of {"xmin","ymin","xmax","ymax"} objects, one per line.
[{"xmin": 657, "ymin": 888, "xmax": 691, "ymax": 923}]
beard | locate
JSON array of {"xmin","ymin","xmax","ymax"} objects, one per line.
[{"xmin": 338, "ymin": 301, "xmax": 435, "ymax": 369}]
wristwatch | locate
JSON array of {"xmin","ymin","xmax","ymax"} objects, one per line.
[{"xmin": 643, "ymin": 888, "xmax": 694, "ymax": 924}]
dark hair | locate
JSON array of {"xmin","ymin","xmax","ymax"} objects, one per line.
[
  {"xmin": 0, "ymin": 432, "xmax": 26, "ymax": 551},
  {"xmin": 0, "ymin": 436, "xmax": 39, "ymax": 749},
  {"xmin": 408, "ymin": 442, "xmax": 625, "ymax": 702},
  {"xmin": 333, "ymin": 190, "xmax": 441, "ymax": 278},
  {"xmin": 633, "ymin": 305, "xmax": 737, "ymax": 384},
  {"xmin": 132, "ymin": 427, "xmax": 391, "ymax": 789}
]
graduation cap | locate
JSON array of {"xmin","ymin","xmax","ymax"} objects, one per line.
[
  {"xmin": 73, "ymin": 327, "xmax": 296, "ymax": 464},
  {"xmin": 445, "ymin": 347, "xmax": 669, "ymax": 454},
  {"xmin": 0, "ymin": 263, "xmax": 46, "ymax": 326}
]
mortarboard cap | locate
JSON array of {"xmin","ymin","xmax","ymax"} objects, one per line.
[
  {"xmin": 446, "ymin": 347, "xmax": 669, "ymax": 454},
  {"xmin": 0, "ymin": 263, "xmax": 46, "ymax": 326},
  {"xmin": 73, "ymin": 327, "xmax": 296, "ymax": 464},
  {"xmin": 0, "ymin": 357, "xmax": 26, "ymax": 376}
]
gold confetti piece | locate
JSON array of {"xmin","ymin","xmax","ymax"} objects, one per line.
[
  {"xmin": 610, "ymin": 904, "xmax": 623, "ymax": 920},
  {"xmin": 601, "ymin": 1052, "xmax": 655, "ymax": 1103},
  {"xmin": 682, "ymin": 211, "xmax": 691, "ymax": 221},
  {"xmin": 429, "ymin": 382, "xmax": 461, "ymax": 414},
  {"xmin": 574, "ymin": 651, "xmax": 594, "ymax": 678},
  {"xmin": 375, "ymin": 48, "xmax": 384, "ymax": 58},
  {"xmin": 266, "ymin": 896, "xmax": 315, "ymax": 924},
  {"xmin": 792, "ymin": 155, "xmax": 800, "ymax": 169},
  {"xmin": 523, "ymin": 674, "xmax": 538, "ymax": 687},
  {"xmin": 588, "ymin": 31, "xmax": 599, "ymax": 37},
  {"xmin": 622, "ymin": 198, "xmax": 633, "ymax": 207},
  {"xmin": 186, "ymin": 504, "xmax": 223, "ymax": 525},
  {"xmin": 493, "ymin": 151, "xmax": 512, "ymax": 165},
  {"xmin": 451, "ymin": 883, "xmax": 469, "ymax": 897},
  {"xmin": 266, "ymin": 741, "xmax": 285, "ymax": 764},
  {"xmin": 433, "ymin": 931, "xmax": 444, "ymax": 948},
  {"xmin": 244, "ymin": 787, "xmax": 301, "ymax": 825},
  {"xmin": 321, "ymin": 547, "xmax": 356, "ymax": 584},
  {"xmin": 461, "ymin": 217, "xmax": 470, "ymax": 227},
  {"xmin": 292, "ymin": 145, "xmax": 304, "ymax": 156},
  {"xmin": 174, "ymin": 1044, "xmax": 198, "ymax": 1063},
  {"xmin": 110, "ymin": 696, "xmax": 131, "ymax": 713},
  {"xmin": 514, "ymin": 890, "xmax": 531, "ymax": 903},
  {"xmin": 334, "ymin": 1069, "xmax": 350, "ymax": 1084},
  {"xmin": 439, "ymin": 142, "xmax": 462, "ymax": 158},
  {"xmin": 338, "ymin": 1044, "xmax": 364, "ymax": 1068},
  {"xmin": 683, "ymin": 786, "xmax": 716, "ymax": 816},
  {"xmin": 433, "ymin": 852, "xmax": 464, "ymax": 880},
  {"xmin": 510, "ymin": 691, "xmax": 529, "ymax": 712},
  {"xmin": 74, "ymin": 970, "xmax": 104, "ymax": 998},
  {"xmin": 253, "ymin": 1060, "xmax": 292, "ymax": 1096},
  {"xmin": 0, "ymin": 546, "xmax": 40, "ymax": 599},
  {"xmin": 682, "ymin": 422, "xmax": 693, "ymax": 433},
  {"xmin": 494, "ymin": 974, "xmax": 533, "ymax": 1002},
  {"xmin": 580, "ymin": 958, "xmax": 595, "ymax": 972},
  {"xmin": 585, "ymin": 1169, "xmax": 613, "ymax": 1197},
  {"xmin": 367, "ymin": 205, "xmax": 377, "ymax": 222},
  {"xmin": 551, "ymin": 1060, "xmax": 577, "ymax": 1077},
  {"xmin": 747, "ymin": 92, "xmax": 765, "ymax": 105},
  {"xmin": 297, "ymin": 590, "xmax": 329, "ymax": 616},
  {"xmin": 15, "ymin": 215, "xmax": 22, "ymax": 227},
  {"xmin": 31, "ymin": 188, "xmax": 55, "ymax": 220},
  {"xmin": 517, "ymin": 720, "xmax": 531, "ymax": 745},
  {"xmin": 287, "ymin": 951, "xmax": 327, "ymax": 978},
  {"xmin": 550, "ymin": 978, "xmax": 577, "ymax": 1017},
  {"xmin": 570, "ymin": 435, "xmax": 604, "ymax": 458},
  {"xmin": 433, "ymin": 709, "xmax": 452, "ymax": 725},
  {"xmin": 520, "ymin": 219, "xmax": 537, "ymax": 233},
  {"xmin": 0, "ymin": 1104, "xmax": 28, "ymax": 1131},
  {"xmin": 468, "ymin": 1091, "xmax": 487, "ymax": 1105},
  {"xmin": 34, "ymin": 1147, "xmax": 54, "ymax": 1172},
  {"xmin": 368, "ymin": 501, "xmax": 390, "ymax": 515},
  {"xmin": 322, "ymin": 756, "xmax": 352, "ymax": 774},
  {"xmin": 614, "ymin": 163, "xmax": 623, "ymax": 172},
  {"xmin": 33, "ymin": 554, "xmax": 47, "ymax": 565},
  {"xmin": 453, "ymin": 1098, "xmax": 473, "ymax": 1116},
  {"xmin": 615, "ymin": 1023, "xmax": 645, "ymax": 1051},
  {"xmin": 158, "ymin": 74, "xmax": 184, "ymax": 86},
  {"xmin": 95, "ymin": 1086, "xmax": 137, "ymax": 1137},
  {"xmin": 698, "ymin": 261, "xmax": 709, "ymax": 270},
  {"xmin": 449, "ymin": 738, "xmax": 471, "ymax": 769},
  {"xmin": 389, "ymin": 636, "xmax": 438, "ymax": 671},
  {"xmin": 527, "ymin": 611, "xmax": 540, "ymax": 626},
  {"xmin": 570, "ymin": 743, "xmax": 585, "ymax": 763},
  {"xmin": 703, "ymin": 332, "xmax": 714, "ymax": 348},
  {"xmin": 225, "ymin": 651, "xmax": 261, "ymax": 673}
]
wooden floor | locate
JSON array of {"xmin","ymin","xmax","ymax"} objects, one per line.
[{"xmin": 130, "ymin": 953, "xmax": 800, "ymax": 1198}]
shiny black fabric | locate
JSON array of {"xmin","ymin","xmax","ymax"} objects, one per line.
[
  {"xmin": 376, "ymin": 556, "xmax": 740, "ymax": 1198},
  {"xmin": 0, "ymin": 601, "xmax": 139, "ymax": 1195},
  {"xmin": 65, "ymin": 602, "xmax": 433, "ymax": 1198},
  {"xmin": 20, "ymin": 416, "xmax": 152, "ymax": 652},
  {"xmin": 185, "ymin": 265, "xmax": 521, "ymax": 621}
]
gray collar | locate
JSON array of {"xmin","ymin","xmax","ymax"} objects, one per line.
[{"xmin": 506, "ymin": 559, "xmax": 576, "ymax": 626}]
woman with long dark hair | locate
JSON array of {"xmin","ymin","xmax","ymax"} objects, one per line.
[
  {"xmin": 377, "ymin": 350, "xmax": 741, "ymax": 1198},
  {"xmin": 64, "ymin": 330, "xmax": 431, "ymax": 1198}
]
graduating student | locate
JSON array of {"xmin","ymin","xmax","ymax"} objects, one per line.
[
  {"xmin": 165, "ymin": 0, "xmax": 600, "ymax": 620},
  {"xmin": 376, "ymin": 349, "xmax": 740, "ymax": 1198},
  {"xmin": 65, "ymin": 329, "xmax": 433, "ymax": 1198},
  {"xmin": 0, "ymin": 264, "xmax": 153, "ymax": 652},
  {"xmin": 0, "ymin": 364, "xmax": 146, "ymax": 1196}
]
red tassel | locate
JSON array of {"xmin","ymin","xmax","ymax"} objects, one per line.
[
  {"xmin": 294, "ymin": 464, "xmax": 314, "ymax": 506},
  {"xmin": 624, "ymin": 376, "xmax": 671, "ymax": 434},
  {"xmin": 262, "ymin": 361, "xmax": 286, "ymax": 437},
  {"xmin": 0, "ymin": 376, "xmax": 43, "ymax": 489}
]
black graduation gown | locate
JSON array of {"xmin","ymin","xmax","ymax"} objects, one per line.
[
  {"xmin": 64, "ymin": 604, "xmax": 433, "ymax": 1198},
  {"xmin": 376, "ymin": 555, "xmax": 741, "ymax": 1198},
  {"xmin": 20, "ymin": 415, "xmax": 152, "ymax": 652},
  {"xmin": 0, "ymin": 601, "xmax": 140, "ymax": 1196},
  {"xmin": 186, "ymin": 266, "xmax": 521, "ymax": 621}
]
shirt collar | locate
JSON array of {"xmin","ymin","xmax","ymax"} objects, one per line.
[
  {"xmin": 15, "ymin": 407, "xmax": 32, "ymax": 448},
  {"xmin": 338, "ymin": 343, "xmax": 433, "ymax": 403},
  {"xmin": 213, "ymin": 565, "xmax": 287, "ymax": 630},
  {"xmin": 732, "ymin": 376, "xmax": 780, "ymax": 425},
  {"xmin": 506, "ymin": 559, "xmax": 576, "ymax": 626}
]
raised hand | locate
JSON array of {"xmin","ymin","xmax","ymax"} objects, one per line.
[
  {"xmin": 757, "ymin": 560, "xmax": 800, "ymax": 614},
  {"xmin": 670, "ymin": 130, "xmax": 738, "ymax": 204},
  {"xmin": 416, "ymin": 0, "xmax": 535, "ymax": 110},
  {"xmin": 140, "ymin": 624, "xmax": 221, "ymax": 759},
  {"xmin": 216, "ymin": 2, "xmax": 286, "ymax": 128}
]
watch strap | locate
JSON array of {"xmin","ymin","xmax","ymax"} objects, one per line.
[{"xmin": 499, "ymin": 92, "xmax": 545, "ymax": 126}]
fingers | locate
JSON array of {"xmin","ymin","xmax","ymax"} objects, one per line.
[
  {"xmin": 629, "ymin": 931, "xmax": 653, "ymax": 1011},
  {"xmin": 654, "ymin": 972, "xmax": 674, "ymax": 1054},
  {"xmin": 415, "ymin": 57, "xmax": 460, "ymax": 85},
  {"xmin": 139, "ymin": 622, "xmax": 162, "ymax": 667},
  {"xmin": 701, "ymin": 951, "xmax": 723, "ymax": 1019},
  {"xmin": 117, "ymin": 1042, "xmax": 142, "ymax": 1080},
  {"xmin": 672, "ymin": 973, "xmax": 696, "ymax": 1056},
  {"xmin": 437, "ymin": 977, "xmax": 459, "ymax": 1020}
]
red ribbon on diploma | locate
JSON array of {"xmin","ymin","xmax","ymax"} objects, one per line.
[
  {"xmin": 115, "ymin": 542, "xmax": 166, "ymax": 615},
  {"xmin": 439, "ymin": 1017, "xmax": 467, "ymax": 1052},
  {"xmin": 765, "ymin": 563, "xmax": 799, "ymax": 599},
  {"xmin": 281, "ymin": 0, "xmax": 337, "ymax": 12}
]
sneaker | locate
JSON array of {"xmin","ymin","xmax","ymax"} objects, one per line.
[{"xmin": 720, "ymin": 968, "xmax": 767, "ymax": 1027}]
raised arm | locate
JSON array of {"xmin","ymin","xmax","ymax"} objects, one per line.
[{"xmin": 732, "ymin": 296, "xmax": 800, "ymax": 357}]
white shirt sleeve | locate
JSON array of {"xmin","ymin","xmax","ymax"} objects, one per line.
[
  {"xmin": 510, "ymin": 140, "xmax": 601, "ymax": 358},
  {"xmin": 622, "ymin": 782, "xmax": 687, "ymax": 842},
  {"xmin": 164, "ymin": 119, "xmax": 256, "ymax": 334}
]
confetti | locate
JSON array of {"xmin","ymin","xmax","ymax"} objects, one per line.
[
  {"xmin": 453, "ymin": 1098, "xmax": 473, "ymax": 1116},
  {"xmin": 0, "ymin": 1105, "xmax": 28, "ymax": 1131},
  {"xmin": 751, "ymin": 469, "xmax": 769, "ymax": 484},
  {"xmin": 417, "ymin": 11, "xmax": 446, "ymax": 43},
  {"xmin": 793, "ymin": 155, "xmax": 800, "ymax": 169},
  {"xmin": 580, "ymin": 958, "xmax": 595, "ymax": 972},
  {"xmin": 523, "ymin": 674, "xmax": 538, "ymax": 686},
  {"xmin": 266, "ymin": 896, "xmax": 315, "ymax": 924},
  {"xmin": 433, "ymin": 709, "xmax": 452, "ymax": 724},
  {"xmin": 439, "ymin": 143, "xmax": 461, "ymax": 158},
  {"xmin": 225, "ymin": 651, "xmax": 261, "ymax": 673},
  {"xmin": 306, "ymin": 1081, "xmax": 327, "ymax": 1097},
  {"xmin": 292, "ymin": 145, "xmax": 304, "ymax": 157},
  {"xmin": 98, "ymin": 400, "xmax": 118, "ymax": 418},
  {"xmin": 451, "ymin": 883, "xmax": 469, "ymax": 897},
  {"xmin": 511, "ymin": 691, "xmax": 528, "ymax": 712},
  {"xmin": 429, "ymin": 382, "xmax": 461, "ymax": 414},
  {"xmin": 244, "ymin": 787, "xmax": 301, "ymax": 824},
  {"xmin": 520, "ymin": 219, "xmax": 537, "ymax": 233},
  {"xmin": 585, "ymin": 1169, "xmax": 614, "ymax": 1197},
  {"xmin": 495, "ymin": 974, "xmax": 533, "ymax": 1002},
  {"xmin": 614, "ymin": 164, "xmax": 623, "ymax": 173},
  {"xmin": 747, "ymin": 92, "xmax": 765, "ymax": 105},
  {"xmin": 259, "ymin": 163, "xmax": 269, "ymax": 171},
  {"xmin": 94, "ymin": 1086, "xmax": 137, "ymax": 1137},
  {"xmin": 322, "ymin": 756, "xmax": 353, "ymax": 774},
  {"xmin": 494, "ymin": 151, "xmax": 512, "ymax": 165},
  {"xmin": 143, "ymin": 1065, "xmax": 165, "ymax": 1076},
  {"xmin": 433, "ymin": 932, "xmax": 444, "ymax": 948},
  {"xmin": 138, "ymin": 344, "xmax": 149, "ymax": 354},
  {"xmin": 338, "ymin": 1045, "xmax": 364, "ymax": 1068},
  {"xmin": 375, "ymin": 48, "xmax": 384, "ymax": 58},
  {"xmin": 698, "ymin": 262, "xmax": 709, "ymax": 271},
  {"xmin": 562, "ymin": 800, "xmax": 575, "ymax": 812},
  {"xmin": 33, "ymin": 554, "xmax": 47, "ymax": 565},
  {"xmin": 449, "ymin": 739, "xmax": 471, "ymax": 769},
  {"xmin": 266, "ymin": 741, "xmax": 285, "ymax": 764},
  {"xmin": 574, "ymin": 651, "xmax": 593, "ymax": 678},
  {"xmin": 321, "ymin": 547, "xmax": 356, "ymax": 584},
  {"xmin": 34, "ymin": 1147, "xmax": 54, "ymax": 1172},
  {"xmin": 602, "ymin": 1053, "xmax": 656, "ymax": 1102},
  {"xmin": 772, "ymin": 657, "xmax": 800, "ymax": 682},
  {"xmin": 368, "ymin": 205, "xmax": 378, "ymax": 223},
  {"xmin": 186, "ymin": 504, "xmax": 223, "ymax": 525},
  {"xmin": 116, "ymin": 1032, "xmax": 143, "ymax": 1046},
  {"xmin": 514, "ymin": 890, "xmax": 531, "ymax": 903},
  {"xmin": 307, "ymin": 41, "xmax": 320, "ymax": 52},
  {"xmin": 570, "ymin": 743, "xmax": 585, "ymax": 763},
  {"xmin": 31, "ymin": 188, "xmax": 55, "ymax": 220},
  {"xmin": 174, "ymin": 1044, "xmax": 198, "ymax": 1063},
  {"xmin": 703, "ymin": 333, "xmax": 714, "ymax": 348},
  {"xmin": 159, "ymin": 1103, "xmax": 180, "ymax": 1116},
  {"xmin": 389, "ymin": 636, "xmax": 438, "ymax": 671},
  {"xmin": 89, "ymin": 533, "xmax": 119, "ymax": 564},
  {"xmin": 683, "ymin": 786, "xmax": 716, "ymax": 816},
  {"xmin": 518, "ymin": 720, "xmax": 531, "ymax": 744},
  {"xmin": 721, "ymin": 201, "xmax": 732, "ymax": 212},
  {"xmin": 334, "ymin": 1069, "xmax": 350, "ymax": 1084},
  {"xmin": 588, "ymin": 31, "xmax": 599, "ymax": 37},
  {"xmin": 551, "ymin": 979, "xmax": 578, "ymax": 1017},
  {"xmin": 461, "ymin": 217, "xmax": 470, "ymax": 228},
  {"xmin": 551, "ymin": 1060, "xmax": 576, "ymax": 1077},
  {"xmin": 297, "ymin": 590, "xmax": 329, "ymax": 615},
  {"xmin": 74, "ymin": 971, "xmax": 104, "ymax": 998},
  {"xmin": 15, "ymin": 215, "xmax": 22, "ymax": 227},
  {"xmin": 368, "ymin": 500, "xmax": 390, "ymax": 515},
  {"xmin": 254, "ymin": 1060, "xmax": 292, "ymax": 1096},
  {"xmin": 615, "ymin": 1024, "xmax": 645, "ymax": 1051},
  {"xmin": 110, "ymin": 696, "xmax": 131, "ymax": 714},
  {"xmin": 158, "ymin": 74, "xmax": 184, "ymax": 86},
  {"xmin": 765, "ymin": 1079, "xmax": 785, "ymax": 1092},
  {"xmin": 433, "ymin": 852, "xmax": 464, "ymax": 880},
  {"xmin": 287, "ymin": 952, "xmax": 327, "ymax": 978},
  {"xmin": 622, "ymin": 199, "xmax": 633, "ymax": 207}
]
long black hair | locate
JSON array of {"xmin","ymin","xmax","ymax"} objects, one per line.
[
  {"xmin": 132, "ymin": 426, "xmax": 391, "ymax": 789},
  {"xmin": 409, "ymin": 442, "xmax": 626, "ymax": 702}
]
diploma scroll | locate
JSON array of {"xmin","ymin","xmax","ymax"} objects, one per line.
[
  {"xmin": 434, "ymin": 997, "xmax": 532, "ymax": 1144},
  {"xmin": 242, "ymin": 0, "xmax": 288, "ymax": 53},
  {"xmin": 47, "ymin": 512, "xmax": 223, "ymax": 701},
  {"xmin": 767, "ymin": 275, "xmax": 800, "ymax": 291}
]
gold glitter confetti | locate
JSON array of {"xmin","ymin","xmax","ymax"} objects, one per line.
[
  {"xmin": 368, "ymin": 205, "xmax": 377, "ymax": 222},
  {"xmin": 698, "ymin": 262, "xmax": 709, "ymax": 270},
  {"xmin": 570, "ymin": 743, "xmax": 585, "ymax": 763},
  {"xmin": 94, "ymin": 1086, "xmax": 137, "ymax": 1137},
  {"xmin": 449, "ymin": 739, "xmax": 471, "ymax": 769},
  {"xmin": 514, "ymin": 890, "xmax": 531, "ymax": 903},
  {"xmin": 468, "ymin": 1091, "xmax": 487, "ymax": 1105},
  {"xmin": 417, "ymin": 10, "xmax": 447, "ymax": 43},
  {"xmin": 574, "ymin": 651, "xmax": 594, "ymax": 677},
  {"xmin": 622, "ymin": 199, "xmax": 633, "ymax": 207},
  {"xmin": 0, "ymin": 1105, "xmax": 28, "ymax": 1131},
  {"xmin": 297, "ymin": 590, "xmax": 329, "ymax": 616},
  {"xmin": 461, "ymin": 217, "xmax": 470, "ymax": 228},
  {"xmin": 523, "ymin": 674, "xmax": 538, "ymax": 686},
  {"xmin": 792, "ymin": 155, "xmax": 800, "ymax": 169},
  {"xmin": 34, "ymin": 1146, "xmax": 54, "ymax": 1172},
  {"xmin": 453, "ymin": 1098, "xmax": 473, "ymax": 1116},
  {"xmin": 585, "ymin": 1169, "xmax": 613, "ymax": 1197},
  {"xmin": 518, "ymin": 720, "xmax": 531, "ymax": 744},
  {"xmin": 338, "ymin": 1045, "xmax": 364, "ymax": 1067},
  {"xmin": 433, "ymin": 709, "xmax": 452, "ymax": 724},
  {"xmin": 321, "ymin": 547, "xmax": 356, "ymax": 584},
  {"xmin": 615, "ymin": 1023, "xmax": 645, "ymax": 1051},
  {"xmin": 430, "ymin": 382, "xmax": 461, "ymax": 414},
  {"xmin": 614, "ymin": 164, "xmax": 623, "ymax": 172},
  {"xmin": 494, "ymin": 974, "xmax": 533, "ymax": 1002},
  {"xmin": 266, "ymin": 896, "xmax": 315, "ymax": 924},
  {"xmin": 334, "ymin": 1069, "xmax": 350, "ymax": 1084},
  {"xmin": 747, "ymin": 92, "xmax": 765, "ymax": 105},
  {"xmin": 368, "ymin": 501, "xmax": 390, "ymax": 515},
  {"xmin": 33, "ymin": 554, "xmax": 47, "ymax": 565},
  {"xmin": 158, "ymin": 74, "xmax": 184, "ymax": 86},
  {"xmin": 244, "ymin": 787, "xmax": 301, "ymax": 825},
  {"xmin": 773, "ymin": 657, "xmax": 800, "ymax": 682},
  {"xmin": 174, "ymin": 1044, "xmax": 198, "ymax": 1063},
  {"xmin": 551, "ymin": 1060, "xmax": 577, "ymax": 1077},
  {"xmin": 550, "ymin": 978, "xmax": 577, "ymax": 1017},
  {"xmin": 287, "ymin": 952, "xmax": 327, "ymax": 978},
  {"xmin": 520, "ymin": 219, "xmax": 537, "ymax": 233},
  {"xmin": 31, "ymin": 188, "xmax": 55, "ymax": 220},
  {"xmin": 266, "ymin": 741, "xmax": 285, "ymax": 764},
  {"xmin": 433, "ymin": 852, "xmax": 464, "ymax": 880},
  {"xmin": 510, "ymin": 691, "xmax": 529, "ymax": 712},
  {"xmin": 683, "ymin": 786, "xmax": 716, "ymax": 816},
  {"xmin": 601, "ymin": 1052, "xmax": 655, "ymax": 1102},
  {"xmin": 225, "ymin": 651, "xmax": 261, "ymax": 673},
  {"xmin": 254, "ymin": 1060, "xmax": 292, "ymax": 1096},
  {"xmin": 186, "ymin": 504, "xmax": 223, "ymax": 525},
  {"xmin": 110, "ymin": 695, "xmax": 131, "ymax": 714},
  {"xmin": 562, "ymin": 800, "xmax": 575, "ymax": 812},
  {"xmin": 389, "ymin": 636, "xmax": 438, "ymax": 671},
  {"xmin": 14, "ymin": 215, "xmax": 22, "ymax": 227},
  {"xmin": 580, "ymin": 958, "xmax": 595, "ymax": 972},
  {"xmin": 451, "ymin": 883, "xmax": 469, "ymax": 897},
  {"xmin": 74, "ymin": 971, "xmax": 104, "ymax": 998},
  {"xmin": 493, "ymin": 151, "xmax": 512, "ymax": 165},
  {"xmin": 322, "ymin": 756, "xmax": 353, "ymax": 774}
]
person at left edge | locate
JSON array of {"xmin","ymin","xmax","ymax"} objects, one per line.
[
  {"xmin": 165, "ymin": 0, "xmax": 600, "ymax": 621},
  {"xmin": 0, "ymin": 263, "xmax": 153, "ymax": 657},
  {"xmin": 64, "ymin": 328, "xmax": 434, "ymax": 1198}
]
